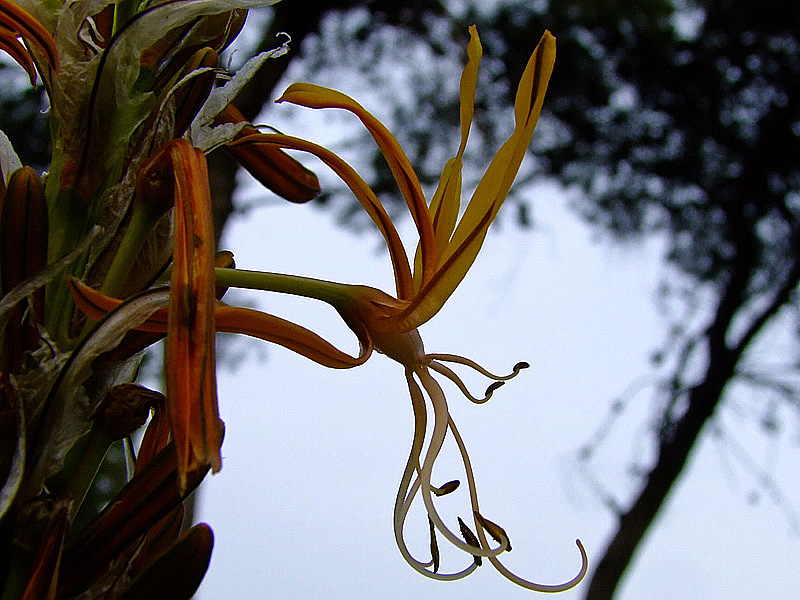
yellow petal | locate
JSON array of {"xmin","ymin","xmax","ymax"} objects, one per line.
[
  {"xmin": 413, "ymin": 25, "xmax": 483, "ymax": 291},
  {"xmin": 450, "ymin": 30, "xmax": 555, "ymax": 256},
  {"xmin": 394, "ymin": 31, "xmax": 556, "ymax": 331}
]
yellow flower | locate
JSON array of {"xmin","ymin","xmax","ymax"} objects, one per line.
[
  {"xmin": 71, "ymin": 25, "xmax": 587, "ymax": 591},
  {"xmin": 224, "ymin": 26, "xmax": 586, "ymax": 589}
]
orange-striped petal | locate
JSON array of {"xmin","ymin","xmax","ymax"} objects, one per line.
[
  {"xmin": 0, "ymin": 0, "xmax": 59, "ymax": 80},
  {"xmin": 215, "ymin": 304, "xmax": 372, "ymax": 369},
  {"xmin": 160, "ymin": 139, "xmax": 221, "ymax": 491}
]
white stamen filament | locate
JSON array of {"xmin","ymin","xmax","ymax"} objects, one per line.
[{"xmin": 415, "ymin": 367, "xmax": 507, "ymax": 559}]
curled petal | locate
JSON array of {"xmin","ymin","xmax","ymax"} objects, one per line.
[
  {"xmin": 0, "ymin": 30, "xmax": 38, "ymax": 85},
  {"xmin": 214, "ymin": 304, "xmax": 372, "ymax": 369},
  {"xmin": 68, "ymin": 277, "xmax": 371, "ymax": 369},
  {"xmin": 230, "ymin": 133, "xmax": 414, "ymax": 299},
  {"xmin": 276, "ymin": 83, "xmax": 437, "ymax": 287}
]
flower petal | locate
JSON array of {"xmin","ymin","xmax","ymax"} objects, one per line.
[
  {"xmin": 214, "ymin": 304, "xmax": 372, "ymax": 369},
  {"xmin": 0, "ymin": 29, "xmax": 38, "ymax": 85},
  {"xmin": 446, "ymin": 30, "xmax": 555, "ymax": 263},
  {"xmin": 231, "ymin": 132, "xmax": 415, "ymax": 299},
  {"xmin": 0, "ymin": 0, "xmax": 59, "ymax": 77},
  {"xmin": 276, "ymin": 83, "xmax": 437, "ymax": 287},
  {"xmin": 161, "ymin": 140, "xmax": 222, "ymax": 489},
  {"xmin": 69, "ymin": 276, "xmax": 371, "ymax": 370},
  {"xmin": 393, "ymin": 31, "xmax": 556, "ymax": 331},
  {"xmin": 413, "ymin": 25, "xmax": 483, "ymax": 289}
]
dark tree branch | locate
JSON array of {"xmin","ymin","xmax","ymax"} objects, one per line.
[{"xmin": 584, "ymin": 235, "xmax": 800, "ymax": 600}]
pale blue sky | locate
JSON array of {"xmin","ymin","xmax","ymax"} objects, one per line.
[{"xmin": 196, "ymin": 185, "xmax": 798, "ymax": 599}]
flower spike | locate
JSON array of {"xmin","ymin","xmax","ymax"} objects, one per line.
[{"xmin": 62, "ymin": 23, "xmax": 582, "ymax": 595}]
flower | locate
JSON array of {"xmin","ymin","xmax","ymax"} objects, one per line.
[
  {"xmin": 233, "ymin": 26, "xmax": 586, "ymax": 590},
  {"xmin": 72, "ymin": 25, "xmax": 587, "ymax": 590}
]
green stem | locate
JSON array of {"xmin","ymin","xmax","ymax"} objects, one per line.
[
  {"xmin": 113, "ymin": 0, "xmax": 141, "ymax": 35},
  {"xmin": 45, "ymin": 187, "xmax": 89, "ymax": 344},
  {"xmin": 1, "ymin": 553, "xmax": 29, "ymax": 600},
  {"xmin": 64, "ymin": 425, "xmax": 115, "ymax": 520},
  {"xmin": 100, "ymin": 202, "xmax": 163, "ymax": 298},
  {"xmin": 214, "ymin": 267, "xmax": 355, "ymax": 308}
]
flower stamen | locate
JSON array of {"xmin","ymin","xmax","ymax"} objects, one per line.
[{"xmin": 427, "ymin": 355, "xmax": 529, "ymax": 403}]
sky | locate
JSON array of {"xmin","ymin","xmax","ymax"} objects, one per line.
[
  {"xmin": 192, "ymin": 6, "xmax": 799, "ymax": 598},
  {"xmin": 195, "ymin": 182, "xmax": 799, "ymax": 599}
]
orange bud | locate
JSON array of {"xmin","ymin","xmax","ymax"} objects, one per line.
[
  {"xmin": 1, "ymin": 167, "xmax": 47, "ymax": 294},
  {"xmin": 116, "ymin": 524, "xmax": 214, "ymax": 600},
  {"xmin": 19, "ymin": 497, "xmax": 72, "ymax": 600},
  {"xmin": 1, "ymin": 166, "xmax": 47, "ymax": 371},
  {"xmin": 172, "ymin": 47, "xmax": 219, "ymax": 137},
  {"xmin": 60, "ymin": 444, "xmax": 208, "ymax": 598},
  {"xmin": 162, "ymin": 140, "xmax": 222, "ymax": 489},
  {"xmin": 216, "ymin": 104, "xmax": 321, "ymax": 203}
]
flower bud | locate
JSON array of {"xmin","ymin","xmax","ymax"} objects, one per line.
[
  {"xmin": 216, "ymin": 104, "xmax": 321, "ymax": 203},
  {"xmin": 172, "ymin": 47, "xmax": 219, "ymax": 137},
  {"xmin": 0, "ymin": 166, "xmax": 47, "ymax": 371},
  {"xmin": 95, "ymin": 384, "xmax": 160, "ymax": 441}
]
